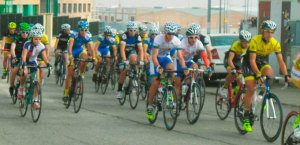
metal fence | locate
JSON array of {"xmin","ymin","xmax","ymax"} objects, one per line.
[{"xmin": 0, "ymin": 13, "xmax": 43, "ymax": 39}]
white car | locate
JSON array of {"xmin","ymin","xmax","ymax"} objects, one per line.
[{"xmin": 207, "ymin": 34, "xmax": 239, "ymax": 80}]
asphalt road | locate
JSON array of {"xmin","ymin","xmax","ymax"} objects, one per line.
[{"xmin": 0, "ymin": 59, "xmax": 298, "ymax": 145}]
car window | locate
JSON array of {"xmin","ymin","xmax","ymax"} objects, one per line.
[{"xmin": 210, "ymin": 36, "xmax": 239, "ymax": 46}]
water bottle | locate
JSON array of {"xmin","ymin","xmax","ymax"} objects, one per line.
[
  {"xmin": 182, "ymin": 84, "xmax": 188, "ymax": 96},
  {"xmin": 233, "ymin": 86, "xmax": 239, "ymax": 99}
]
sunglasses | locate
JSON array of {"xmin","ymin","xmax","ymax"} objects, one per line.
[
  {"xmin": 167, "ymin": 33, "xmax": 175, "ymax": 35},
  {"xmin": 129, "ymin": 29, "xmax": 136, "ymax": 32},
  {"xmin": 263, "ymin": 30, "xmax": 274, "ymax": 33},
  {"xmin": 21, "ymin": 31, "xmax": 29, "ymax": 34},
  {"xmin": 105, "ymin": 34, "xmax": 111, "ymax": 37},
  {"xmin": 79, "ymin": 28, "xmax": 88, "ymax": 32},
  {"xmin": 188, "ymin": 36, "xmax": 198, "ymax": 39},
  {"xmin": 151, "ymin": 33, "xmax": 158, "ymax": 36},
  {"xmin": 33, "ymin": 37, "xmax": 41, "ymax": 40}
]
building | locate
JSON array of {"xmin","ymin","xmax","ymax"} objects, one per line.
[
  {"xmin": 56, "ymin": 0, "xmax": 92, "ymax": 19},
  {"xmin": 92, "ymin": 7, "xmax": 136, "ymax": 22},
  {"xmin": 0, "ymin": 0, "xmax": 40, "ymax": 16}
]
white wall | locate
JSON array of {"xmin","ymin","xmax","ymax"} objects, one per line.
[{"xmin": 290, "ymin": 0, "xmax": 300, "ymax": 20}]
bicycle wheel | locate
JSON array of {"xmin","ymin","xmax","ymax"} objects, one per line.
[
  {"xmin": 100, "ymin": 67, "xmax": 109, "ymax": 95},
  {"xmin": 139, "ymin": 72, "xmax": 148, "ymax": 100},
  {"xmin": 73, "ymin": 76, "xmax": 84, "ymax": 113},
  {"xmin": 19, "ymin": 84, "xmax": 28, "ymax": 117},
  {"xmin": 66, "ymin": 78, "xmax": 76, "ymax": 109},
  {"xmin": 95, "ymin": 65, "xmax": 102, "ymax": 93},
  {"xmin": 234, "ymin": 89, "xmax": 248, "ymax": 135},
  {"xmin": 110, "ymin": 67, "xmax": 117, "ymax": 90},
  {"xmin": 31, "ymin": 82, "xmax": 42, "ymax": 123},
  {"xmin": 215, "ymin": 83, "xmax": 231, "ymax": 120},
  {"xmin": 162, "ymin": 86, "xmax": 179, "ymax": 130},
  {"xmin": 129, "ymin": 77, "xmax": 139, "ymax": 109},
  {"xmin": 281, "ymin": 111, "xmax": 299, "ymax": 145},
  {"xmin": 186, "ymin": 83, "xmax": 203, "ymax": 124},
  {"xmin": 199, "ymin": 78, "xmax": 206, "ymax": 111},
  {"xmin": 12, "ymin": 82, "xmax": 19, "ymax": 104},
  {"xmin": 118, "ymin": 78, "xmax": 128, "ymax": 105},
  {"xmin": 260, "ymin": 93, "xmax": 283, "ymax": 142},
  {"xmin": 147, "ymin": 91, "xmax": 161, "ymax": 124},
  {"xmin": 55, "ymin": 60, "xmax": 61, "ymax": 85}
]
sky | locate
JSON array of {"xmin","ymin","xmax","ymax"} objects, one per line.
[{"xmin": 93, "ymin": 0, "xmax": 258, "ymax": 9}]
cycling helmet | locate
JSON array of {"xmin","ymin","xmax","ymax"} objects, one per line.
[
  {"xmin": 78, "ymin": 21, "xmax": 89, "ymax": 29},
  {"xmin": 32, "ymin": 23, "xmax": 44, "ymax": 33},
  {"xmin": 149, "ymin": 26, "xmax": 159, "ymax": 34},
  {"xmin": 111, "ymin": 28, "xmax": 117, "ymax": 36},
  {"xmin": 164, "ymin": 22, "xmax": 177, "ymax": 34},
  {"xmin": 190, "ymin": 23, "xmax": 201, "ymax": 30},
  {"xmin": 19, "ymin": 22, "xmax": 30, "ymax": 31},
  {"xmin": 61, "ymin": 24, "xmax": 71, "ymax": 30},
  {"xmin": 8, "ymin": 22, "xmax": 17, "ymax": 29},
  {"xmin": 30, "ymin": 29, "xmax": 43, "ymax": 38},
  {"xmin": 127, "ymin": 21, "xmax": 138, "ymax": 29},
  {"xmin": 261, "ymin": 20, "xmax": 277, "ymax": 31},
  {"xmin": 104, "ymin": 26, "xmax": 112, "ymax": 34},
  {"xmin": 139, "ymin": 25, "xmax": 147, "ymax": 32},
  {"xmin": 186, "ymin": 26, "xmax": 200, "ymax": 36},
  {"xmin": 239, "ymin": 30, "xmax": 252, "ymax": 42}
]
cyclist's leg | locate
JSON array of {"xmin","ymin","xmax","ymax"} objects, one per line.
[
  {"xmin": 2, "ymin": 50, "xmax": 9, "ymax": 77},
  {"xmin": 172, "ymin": 58, "xmax": 182, "ymax": 97},
  {"xmin": 18, "ymin": 62, "xmax": 29, "ymax": 99},
  {"xmin": 9, "ymin": 63, "xmax": 18, "ymax": 95},
  {"xmin": 260, "ymin": 64, "xmax": 274, "ymax": 77},
  {"xmin": 93, "ymin": 49, "xmax": 102, "ymax": 81},
  {"xmin": 104, "ymin": 48, "xmax": 111, "ymax": 72},
  {"xmin": 38, "ymin": 59, "xmax": 45, "ymax": 84},
  {"xmin": 54, "ymin": 49, "xmax": 62, "ymax": 68},
  {"xmin": 78, "ymin": 49, "xmax": 88, "ymax": 76}
]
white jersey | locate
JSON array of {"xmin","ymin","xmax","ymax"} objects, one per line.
[
  {"xmin": 24, "ymin": 41, "xmax": 45, "ymax": 62},
  {"xmin": 181, "ymin": 38, "xmax": 205, "ymax": 61},
  {"xmin": 153, "ymin": 34, "xmax": 181, "ymax": 57}
]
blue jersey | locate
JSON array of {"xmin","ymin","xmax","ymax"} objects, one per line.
[
  {"xmin": 120, "ymin": 32, "xmax": 142, "ymax": 52},
  {"xmin": 70, "ymin": 29, "xmax": 93, "ymax": 49},
  {"xmin": 144, "ymin": 37, "xmax": 154, "ymax": 54},
  {"xmin": 97, "ymin": 35, "xmax": 116, "ymax": 49}
]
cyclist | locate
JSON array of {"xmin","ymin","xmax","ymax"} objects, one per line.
[
  {"xmin": 18, "ymin": 27, "xmax": 51, "ymax": 109},
  {"xmin": 9, "ymin": 22, "xmax": 31, "ymax": 96},
  {"xmin": 1, "ymin": 22, "xmax": 17, "ymax": 79},
  {"xmin": 219, "ymin": 30, "xmax": 252, "ymax": 97},
  {"xmin": 147, "ymin": 22, "xmax": 186, "ymax": 119},
  {"xmin": 139, "ymin": 24, "xmax": 148, "ymax": 46},
  {"xmin": 144, "ymin": 26, "xmax": 159, "ymax": 63},
  {"xmin": 54, "ymin": 24, "xmax": 71, "ymax": 72},
  {"xmin": 175, "ymin": 23, "xmax": 183, "ymax": 41},
  {"xmin": 242, "ymin": 20, "xmax": 290, "ymax": 132},
  {"xmin": 31, "ymin": 23, "xmax": 50, "ymax": 85},
  {"xmin": 62, "ymin": 21, "xmax": 96, "ymax": 104},
  {"xmin": 92, "ymin": 26, "xmax": 117, "ymax": 82},
  {"xmin": 117, "ymin": 21, "xmax": 144, "ymax": 99},
  {"xmin": 180, "ymin": 24, "xmax": 212, "ymax": 76}
]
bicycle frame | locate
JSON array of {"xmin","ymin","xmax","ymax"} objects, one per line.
[
  {"xmin": 26, "ymin": 71, "xmax": 38, "ymax": 104},
  {"xmin": 264, "ymin": 79, "xmax": 277, "ymax": 119}
]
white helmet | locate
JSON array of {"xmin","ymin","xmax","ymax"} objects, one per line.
[
  {"xmin": 61, "ymin": 24, "xmax": 71, "ymax": 30},
  {"xmin": 32, "ymin": 23, "xmax": 44, "ymax": 33},
  {"xmin": 30, "ymin": 29, "xmax": 43, "ymax": 38}
]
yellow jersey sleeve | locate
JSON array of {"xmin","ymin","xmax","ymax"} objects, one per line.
[
  {"xmin": 41, "ymin": 34, "xmax": 49, "ymax": 45},
  {"xmin": 271, "ymin": 38, "xmax": 281, "ymax": 54},
  {"xmin": 115, "ymin": 35, "xmax": 120, "ymax": 45}
]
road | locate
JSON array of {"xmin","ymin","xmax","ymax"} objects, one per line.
[{"xmin": 0, "ymin": 59, "xmax": 297, "ymax": 145}]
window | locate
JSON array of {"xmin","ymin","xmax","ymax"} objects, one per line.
[
  {"xmin": 79, "ymin": 3, "xmax": 82, "ymax": 12},
  {"xmin": 68, "ymin": 3, "xmax": 72, "ymax": 13},
  {"xmin": 210, "ymin": 36, "xmax": 239, "ymax": 46},
  {"xmin": 58, "ymin": 3, "xmax": 60, "ymax": 14},
  {"xmin": 74, "ymin": 3, "xmax": 77, "ymax": 13},
  {"xmin": 63, "ymin": 3, "xmax": 66, "ymax": 13},
  {"xmin": 111, "ymin": 16, "xmax": 114, "ymax": 22},
  {"xmin": 88, "ymin": 4, "xmax": 91, "ymax": 12},
  {"xmin": 83, "ymin": 3, "xmax": 86, "ymax": 12}
]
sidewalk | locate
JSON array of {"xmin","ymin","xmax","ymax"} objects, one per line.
[{"xmin": 206, "ymin": 85, "xmax": 299, "ymax": 107}]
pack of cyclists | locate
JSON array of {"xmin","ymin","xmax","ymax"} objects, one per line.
[{"xmin": 0, "ymin": 20, "xmax": 299, "ymax": 139}]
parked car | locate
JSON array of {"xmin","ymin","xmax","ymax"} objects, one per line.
[{"xmin": 207, "ymin": 34, "xmax": 239, "ymax": 80}]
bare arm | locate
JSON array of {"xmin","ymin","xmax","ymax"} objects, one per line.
[
  {"xmin": 94, "ymin": 42, "xmax": 100, "ymax": 57},
  {"xmin": 45, "ymin": 44, "xmax": 50, "ymax": 58},
  {"xmin": 87, "ymin": 42, "xmax": 95, "ymax": 58},
  {"xmin": 68, "ymin": 39, "xmax": 74, "ymax": 56},
  {"xmin": 249, "ymin": 53, "xmax": 261, "ymax": 75},
  {"xmin": 152, "ymin": 49, "xmax": 159, "ymax": 67},
  {"xmin": 205, "ymin": 45, "xmax": 213, "ymax": 63},
  {"xmin": 22, "ymin": 48, "xmax": 28, "ymax": 63},
  {"xmin": 143, "ymin": 44, "xmax": 148, "ymax": 61},
  {"xmin": 41, "ymin": 51, "xmax": 50, "ymax": 64},
  {"xmin": 10, "ymin": 42, "xmax": 16, "ymax": 57},
  {"xmin": 138, "ymin": 44, "xmax": 144, "ymax": 62},
  {"xmin": 276, "ymin": 53, "xmax": 288, "ymax": 76},
  {"xmin": 112, "ymin": 45, "xmax": 117, "ymax": 57},
  {"xmin": 120, "ymin": 43, "xmax": 126, "ymax": 61},
  {"xmin": 54, "ymin": 38, "xmax": 59, "ymax": 51},
  {"xmin": 177, "ymin": 50, "xmax": 186, "ymax": 68},
  {"xmin": 228, "ymin": 52, "xmax": 236, "ymax": 69}
]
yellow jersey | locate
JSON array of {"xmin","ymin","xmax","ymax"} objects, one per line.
[
  {"xmin": 249, "ymin": 34, "xmax": 281, "ymax": 56},
  {"xmin": 41, "ymin": 34, "xmax": 49, "ymax": 45},
  {"xmin": 230, "ymin": 41, "xmax": 247, "ymax": 56},
  {"xmin": 115, "ymin": 35, "xmax": 120, "ymax": 45},
  {"xmin": 141, "ymin": 34, "xmax": 148, "ymax": 45}
]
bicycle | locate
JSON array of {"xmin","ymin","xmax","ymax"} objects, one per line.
[
  {"xmin": 281, "ymin": 110, "xmax": 300, "ymax": 145},
  {"xmin": 94, "ymin": 56, "xmax": 114, "ymax": 94},
  {"xmin": 215, "ymin": 73, "xmax": 244, "ymax": 120},
  {"xmin": 118, "ymin": 62, "xmax": 142, "ymax": 109},
  {"xmin": 19, "ymin": 65, "xmax": 52, "ymax": 123},
  {"xmin": 55, "ymin": 51, "xmax": 67, "ymax": 86},
  {"xmin": 11, "ymin": 59, "xmax": 21, "ymax": 104},
  {"xmin": 234, "ymin": 76, "xmax": 284, "ymax": 142},
  {"xmin": 6, "ymin": 54, "xmax": 11, "ymax": 83},
  {"xmin": 179, "ymin": 68, "xmax": 205, "ymax": 124},
  {"xmin": 139, "ymin": 63, "xmax": 151, "ymax": 101},
  {"xmin": 146, "ymin": 69, "xmax": 179, "ymax": 130},
  {"xmin": 65, "ymin": 58, "xmax": 94, "ymax": 113}
]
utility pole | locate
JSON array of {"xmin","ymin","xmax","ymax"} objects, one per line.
[
  {"xmin": 207, "ymin": 0, "xmax": 211, "ymax": 34},
  {"xmin": 219, "ymin": 0, "xmax": 222, "ymax": 33}
]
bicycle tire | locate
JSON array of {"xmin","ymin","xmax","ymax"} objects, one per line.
[
  {"xmin": 281, "ymin": 111, "xmax": 299, "ymax": 145},
  {"xmin": 215, "ymin": 82, "xmax": 232, "ymax": 120},
  {"xmin": 260, "ymin": 93, "xmax": 283, "ymax": 142},
  {"xmin": 234, "ymin": 89, "xmax": 248, "ymax": 135},
  {"xmin": 12, "ymin": 83, "xmax": 19, "ymax": 104},
  {"xmin": 31, "ymin": 82, "xmax": 42, "ymax": 123},
  {"xmin": 73, "ymin": 76, "xmax": 84, "ymax": 113},
  {"xmin": 163, "ymin": 86, "xmax": 179, "ymax": 131},
  {"xmin": 95, "ymin": 64, "xmax": 103, "ymax": 93},
  {"xmin": 129, "ymin": 77, "xmax": 139, "ymax": 109},
  {"xmin": 110, "ymin": 67, "xmax": 117, "ymax": 90},
  {"xmin": 66, "ymin": 77, "xmax": 76, "ymax": 109},
  {"xmin": 59, "ymin": 59, "xmax": 66, "ymax": 86},
  {"xmin": 199, "ymin": 78, "xmax": 206, "ymax": 111},
  {"xmin": 100, "ymin": 67, "xmax": 109, "ymax": 95},
  {"xmin": 186, "ymin": 83, "xmax": 203, "ymax": 124},
  {"xmin": 118, "ymin": 79, "xmax": 127, "ymax": 106},
  {"xmin": 19, "ymin": 83, "xmax": 29, "ymax": 117}
]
